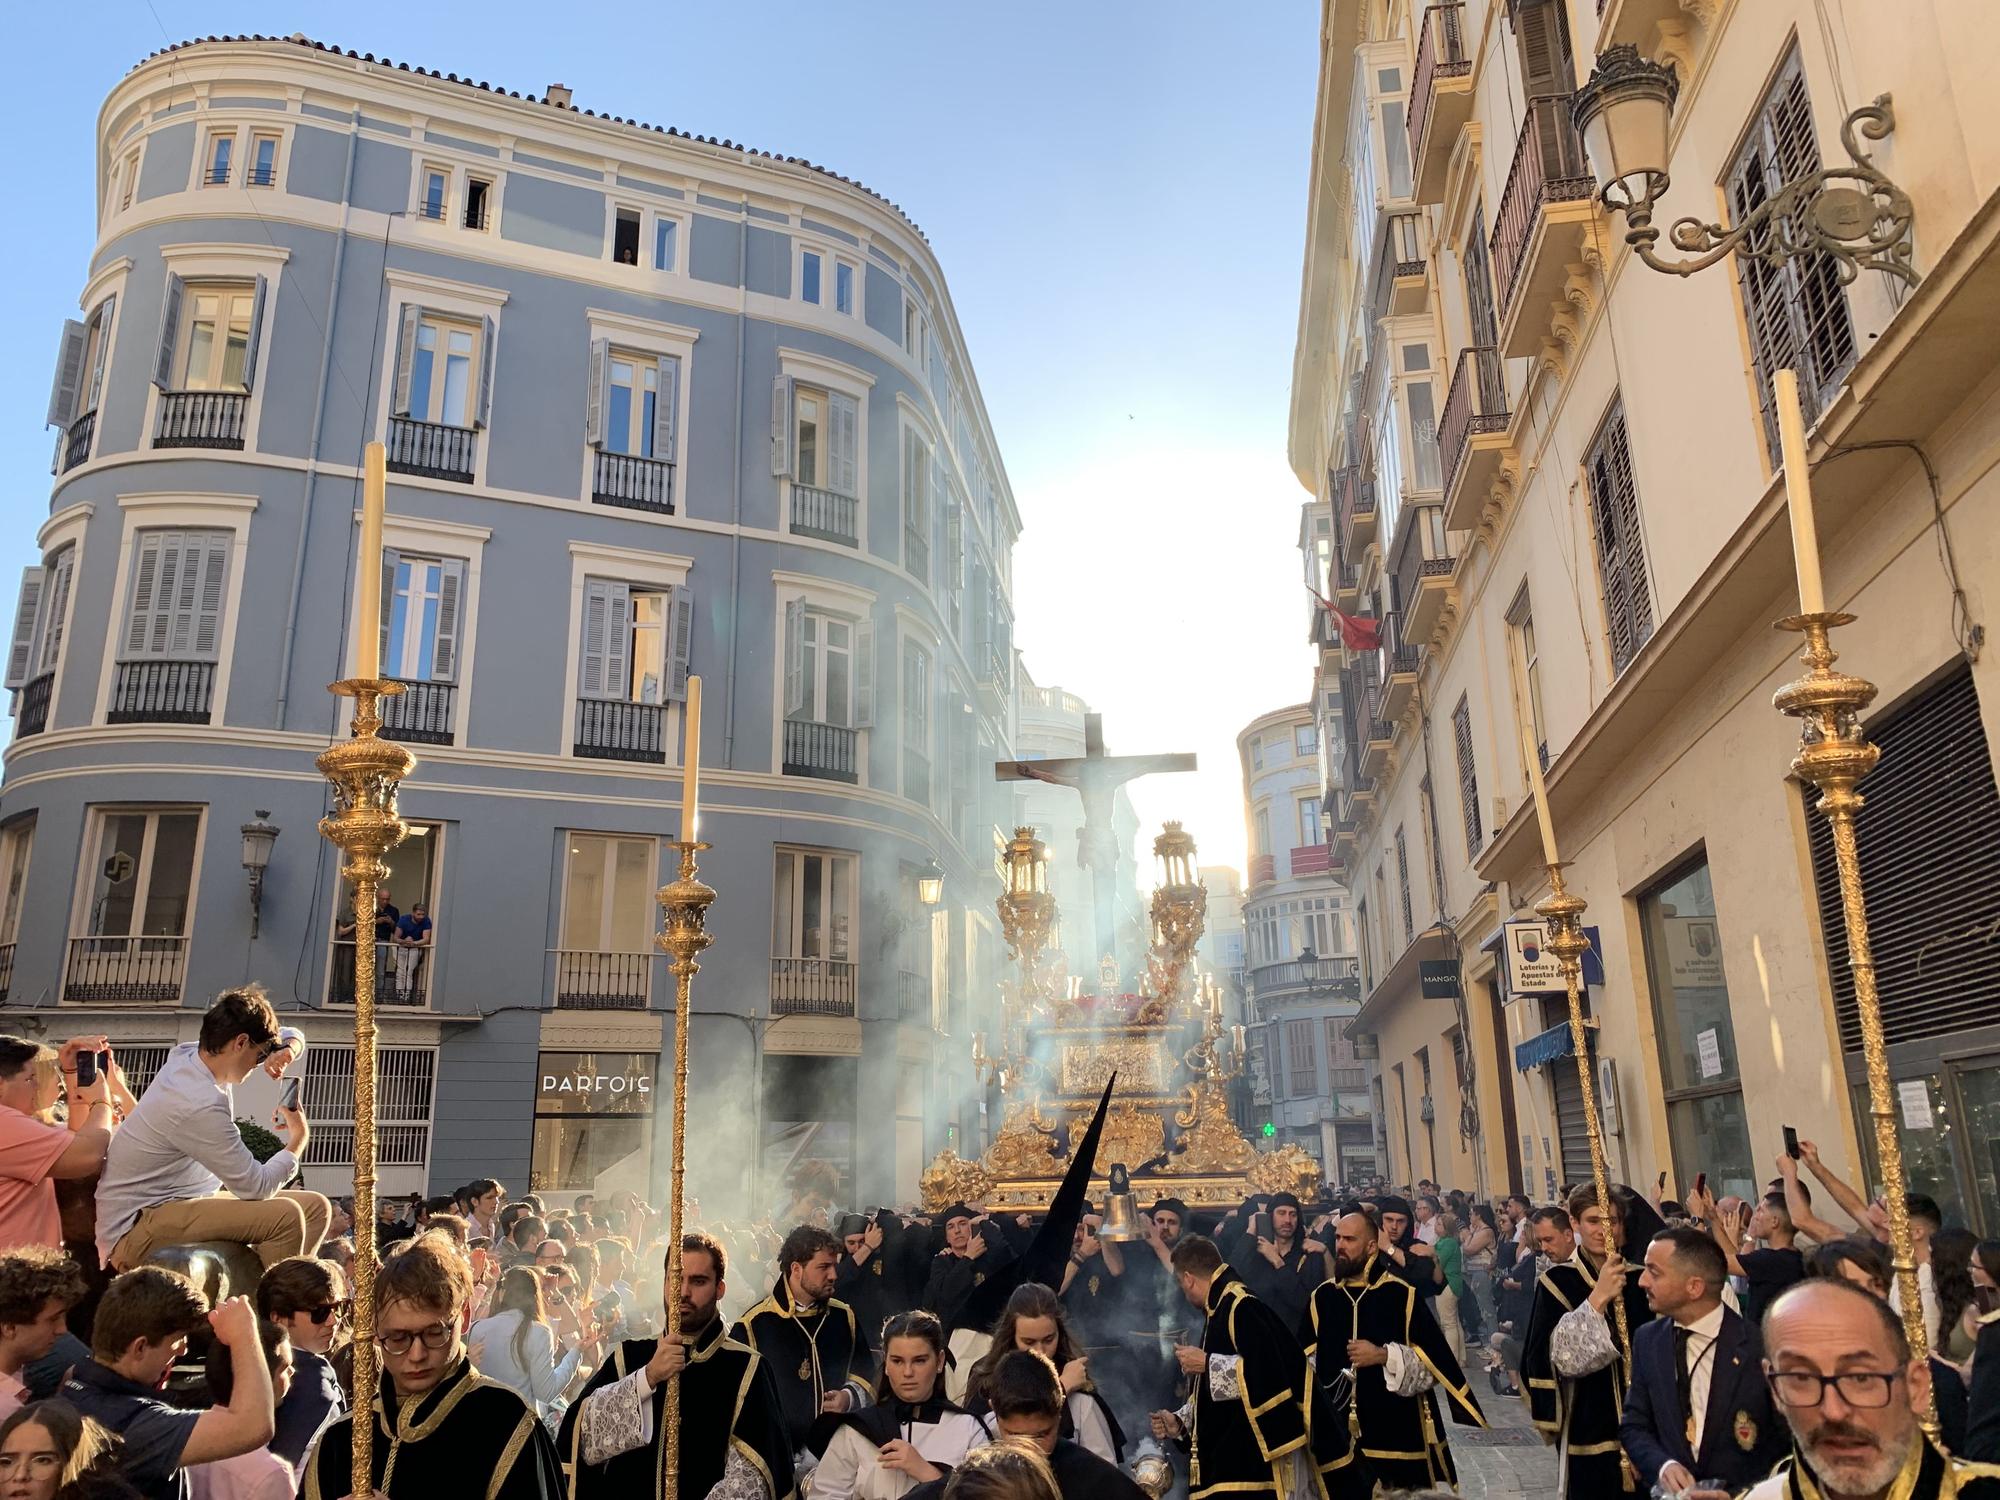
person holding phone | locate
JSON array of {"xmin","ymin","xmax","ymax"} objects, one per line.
[
  {"xmin": 0, "ymin": 1036, "xmax": 121, "ymax": 1253},
  {"xmin": 468, "ymin": 1266, "xmax": 580, "ymax": 1425}
]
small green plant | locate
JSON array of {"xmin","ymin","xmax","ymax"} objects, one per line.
[{"xmin": 235, "ymin": 1118, "xmax": 283, "ymax": 1163}]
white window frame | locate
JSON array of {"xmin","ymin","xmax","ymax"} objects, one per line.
[
  {"xmin": 340, "ymin": 514, "xmax": 489, "ymax": 746},
  {"xmin": 0, "ymin": 818, "xmax": 34, "ymax": 949},
  {"xmin": 174, "ymin": 282, "xmax": 260, "ymax": 392},
  {"xmin": 201, "ymin": 129, "xmax": 235, "ymax": 189},
  {"xmin": 1298, "ymin": 796, "xmax": 1323, "ymax": 849},
  {"xmin": 578, "ymin": 310, "xmax": 699, "ymax": 509},
  {"xmin": 561, "ymin": 542, "xmax": 693, "ymax": 765},
  {"xmin": 770, "ymin": 571, "xmax": 877, "ymax": 788},
  {"xmin": 187, "ymin": 120, "xmax": 293, "ymax": 196},
  {"xmin": 796, "ymin": 240, "xmax": 863, "ymax": 320},
  {"xmin": 11, "ymin": 507, "xmax": 92, "ymax": 705},
  {"xmin": 898, "ymin": 609, "xmax": 941, "ymax": 810},
  {"xmin": 148, "ymin": 243, "xmax": 288, "ymax": 454},
  {"xmin": 246, "ymin": 130, "xmax": 282, "ymax": 189},
  {"xmin": 898, "ymin": 401, "xmax": 942, "ymax": 582},
  {"xmin": 775, "ymin": 349, "xmax": 874, "ymax": 551},
  {"xmin": 602, "ymin": 200, "xmax": 685, "ymax": 269},
  {"xmin": 70, "ymin": 804, "xmax": 208, "ymax": 944},
  {"xmin": 772, "ymin": 845, "xmax": 859, "ymax": 964},
  {"xmin": 320, "ymin": 819, "xmax": 445, "ymax": 1008},
  {"xmin": 377, "ymin": 270, "xmax": 509, "ymax": 483},
  {"xmin": 114, "ymin": 144, "xmax": 144, "ymax": 216},
  {"xmin": 408, "ymin": 158, "xmax": 504, "ymax": 234},
  {"xmin": 558, "ymin": 832, "xmax": 660, "ymax": 957}
]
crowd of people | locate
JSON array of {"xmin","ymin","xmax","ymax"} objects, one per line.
[{"xmin": 3, "ymin": 989, "xmax": 1999, "ymax": 1500}]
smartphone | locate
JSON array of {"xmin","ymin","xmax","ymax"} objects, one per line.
[
  {"xmin": 1251, "ymin": 1212, "xmax": 1274, "ymax": 1242},
  {"xmin": 1783, "ymin": 1125, "xmax": 1801, "ymax": 1160},
  {"xmin": 1694, "ymin": 1171, "xmax": 1708, "ymax": 1199},
  {"xmin": 76, "ymin": 1051, "xmax": 98, "ymax": 1087},
  {"xmin": 279, "ymin": 1076, "xmax": 303, "ymax": 1111}
]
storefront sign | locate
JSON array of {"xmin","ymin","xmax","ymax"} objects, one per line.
[
  {"xmin": 1664, "ymin": 916, "xmax": 1726, "ymax": 987},
  {"xmin": 536, "ymin": 1052, "xmax": 655, "ymax": 1115},
  {"xmin": 1419, "ymin": 960, "xmax": 1461, "ymax": 1000},
  {"xmin": 1503, "ymin": 921, "xmax": 1604, "ymax": 995}
]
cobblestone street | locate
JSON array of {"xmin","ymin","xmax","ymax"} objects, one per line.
[{"xmin": 1450, "ymin": 1382, "xmax": 1559, "ymax": 1500}]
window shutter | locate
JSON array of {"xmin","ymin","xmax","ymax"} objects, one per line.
[
  {"xmin": 379, "ymin": 549, "xmax": 400, "ymax": 677},
  {"xmin": 241, "ymin": 277, "xmax": 268, "ymax": 392},
  {"xmin": 1452, "ymin": 694, "xmax": 1483, "ymax": 857},
  {"xmin": 189, "ymin": 532, "xmax": 229, "ymax": 660},
  {"xmin": 770, "ymin": 375, "xmax": 794, "ymax": 477},
  {"xmin": 783, "ymin": 598, "xmax": 807, "ymax": 719},
  {"xmin": 433, "ymin": 559, "xmax": 465, "ymax": 682},
  {"xmin": 391, "ymin": 304, "xmax": 421, "ymax": 417},
  {"xmin": 1510, "ymin": 0, "xmax": 1574, "ymax": 97},
  {"xmin": 83, "ymin": 296, "xmax": 116, "ymax": 414},
  {"xmin": 829, "ymin": 392, "xmax": 858, "ymax": 495},
  {"xmin": 36, "ymin": 549, "xmax": 75, "ymax": 677},
  {"xmin": 6, "ymin": 569, "xmax": 46, "ymax": 689},
  {"xmin": 854, "ymin": 619, "xmax": 875, "ymax": 728},
  {"xmin": 584, "ymin": 338, "xmax": 609, "ymax": 449},
  {"xmin": 47, "ymin": 320, "xmax": 88, "ymax": 429},
  {"xmin": 666, "ymin": 586, "xmax": 694, "ymax": 702},
  {"xmin": 932, "ymin": 455, "xmax": 949, "ymax": 592},
  {"xmin": 1583, "ymin": 397, "xmax": 1654, "ymax": 675},
  {"xmin": 152, "ymin": 275, "xmax": 184, "ymax": 390},
  {"xmin": 124, "ymin": 532, "xmax": 163, "ymax": 657},
  {"xmin": 655, "ymin": 355, "xmax": 680, "ymax": 464},
  {"xmin": 947, "ymin": 505, "xmax": 964, "ymax": 591},
  {"xmin": 474, "ymin": 315, "xmax": 496, "ymax": 428},
  {"xmin": 580, "ymin": 580, "xmax": 630, "ymax": 701}
]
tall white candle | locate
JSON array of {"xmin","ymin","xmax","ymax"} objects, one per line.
[
  {"xmin": 680, "ymin": 674, "xmax": 702, "ymax": 842},
  {"xmin": 1774, "ymin": 368, "xmax": 1826, "ymax": 616},
  {"xmin": 1520, "ymin": 716, "xmax": 1560, "ymax": 869},
  {"xmin": 355, "ymin": 442, "xmax": 386, "ymax": 680}
]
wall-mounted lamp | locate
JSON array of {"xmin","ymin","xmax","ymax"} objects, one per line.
[
  {"xmin": 917, "ymin": 856, "xmax": 945, "ymax": 907},
  {"xmin": 240, "ymin": 811, "xmax": 280, "ymax": 939}
]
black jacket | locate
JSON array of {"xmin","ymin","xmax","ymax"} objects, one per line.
[{"xmin": 1619, "ymin": 1307, "xmax": 1787, "ymax": 1492}]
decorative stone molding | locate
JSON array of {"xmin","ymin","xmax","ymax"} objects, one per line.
[
  {"xmin": 1653, "ymin": 19, "xmax": 1697, "ymax": 79},
  {"xmin": 1677, "ymin": 0, "xmax": 1720, "ymax": 29}
]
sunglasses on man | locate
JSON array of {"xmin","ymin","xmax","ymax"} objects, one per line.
[{"xmin": 304, "ymin": 1301, "xmax": 352, "ymax": 1326}]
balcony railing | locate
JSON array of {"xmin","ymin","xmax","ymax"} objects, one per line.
[
  {"xmin": 109, "ymin": 660, "xmax": 215, "ymax": 724},
  {"xmin": 575, "ymin": 698, "xmax": 665, "ymax": 763},
  {"xmin": 16, "ymin": 672, "xmax": 53, "ymax": 737},
  {"xmin": 63, "ymin": 935, "xmax": 188, "ymax": 1004},
  {"xmin": 1248, "ymin": 853, "xmax": 1277, "ymax": 886},
  {"xmin": 1491, "ymin": 97, "xmax": 1595, "ymax": 316},
  {"xmin": 58, "ymin": 410, "xmax": 95, "ymax": 474},
  {"xmin": 247, "ymin": 164, "xmax": 277, "ymax": 187},
  {"xmin": 983, "ymin": 639, "xmax": 1010, "ymax": 692},
  {"xmin": 1393, "ymin": 502, "xmax": 1453, "ymax": 608},
  {"xmin": 154, "ymin": 390, "xmax": 248, "ymax": 450},
  {"xmin": 783, "ymin": 719, "xmax": 859, "ymax": 783},
  {"xmin": 553, "ymin": 950, "xmax": 652, "ymax": 1009},
  {"xmin": 0, "ymin": 942, "xmax": 12, "ymax": 1003},
  {"xmin": 1335, "ymin": 464, "xmax": 1376, "ymax": 545},
  {"xmin": 1290, "ymin": 844, "xmax": 1333, "ymax": 877},
  {"xmin": 387, "ymin": 417, "xmax": 477, "ymax": 483},
  {"xmin": 1440, "ymin": 346, "xmax": 1509, "ymax": 497},
  {"xmin": 380, "ymin": 679, "xmax": 456, "ymax": 746},
  {"xmin": 327, "ymin": 940, "xmax": 430, "ymax": 1007},
  {"xmin": 592, "ymin": 450, "xmax": 675, "ymax": 514},
  {"xmin": 791, "ymin": 484, "xmax": 860, "ymax": 546},
  {"xmin": 1253, "ymin": 956, "xmax": 1362, "ymax": 997},
  {"xmin": 1389, "ymin": 211, "xmax": 1425, "ymax": 278},
  {"xmin": 770, "ymin": 957, "xmax": 857, "ymax": 1017},
  {"xmin": 1409, "ymin": 4, "xmax": 1471, "ymax": 165},
  {"xmin": 898, "ymin": 969, "xmax": 930, "ymax": 1023}
]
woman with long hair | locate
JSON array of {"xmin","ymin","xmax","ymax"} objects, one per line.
[
  {"xmin": 1460, "ymin": 1203, "xmax": 1500, "ymax": 1336},
  {"xmin": 0, "ymin": 1400, "xmax": 139, "ymax": 1500},
  {"xmin": 810, "ymin": 1311, "xmax": 987, "ymax": 1498},
  {"xmin": 466, "ymin": 1266, "xmax": 579, "ymax": 1425},
  {"xmin": 961, "ymin": 1285, "xmax": 1120, "ymax": 1463},
  {"xmin": 1931, "ymin": 1226, "xmax": 1979, "ymax": 1366},
  {"xmin": 937, "ymin": 1440, "xmax": 1059, "ymax": 1500}
]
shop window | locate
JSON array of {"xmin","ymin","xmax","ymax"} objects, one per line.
[{"xmin": 531, "ymin": 1050, "xmax": 656, "ymax": 1193}]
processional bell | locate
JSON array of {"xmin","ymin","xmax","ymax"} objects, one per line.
[{"xmin": 1100, "ymin": 1161, "xmax": 1142, "ymax": 1241}]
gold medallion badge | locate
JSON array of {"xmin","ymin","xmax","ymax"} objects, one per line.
[
  {"xmin": 799, "ymin": 1360, "xmax": 812, "ymax": 1381},
  {"xmin": 1089, "ymin": 1275, "xmax": 1101, "ymax": 1296},
  {"xmin": 1734, "ymin": 1411, "xmax": 1758, "ymax": 1451}
]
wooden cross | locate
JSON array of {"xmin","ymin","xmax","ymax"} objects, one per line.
[{"xmin": 996, "ymin": 712, "xmax": 1197, "ymax": 967}]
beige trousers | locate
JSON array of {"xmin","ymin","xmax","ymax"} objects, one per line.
[{"xmin": 111, "ymin": 1188, "xmax": 332, "ymax": 1272}]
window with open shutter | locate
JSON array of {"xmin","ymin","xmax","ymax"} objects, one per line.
[
  {"xmin": 1395, "ymin": 824, "xmax": 1414, "ymax": 945},
  {"xmin": 47, "ymin": 321, "xmax": 88, "ymax": 431},
  {"xmin": 585, "ymin": 339, "xmax": 609, "ymax": 448},
  {"xmin": 1807, "ymin": 663, "xmax": 2000, "ymax": 1052},
  {"xmin": 1453, "ymin": 694, "xmax": 1482, "ymax": 857},
  {"xmin": 903, "ymin": 432, "xmax": 931, "ymax": 578},
  {"xmin": 1583, "ymin": 396, "xmax": 1655, "ymax": 675},
  {"xmin": 828, "ymin": 392, "xmax": 858, "ymax": 496},
  {"xmin": 153, "ymin": 276, "xmax": 185, "ymax": 390},
  {"xmin": 122, "ymin": 530, "xmax": 231, "ymax": 661},
  {"xmin": 1510, "ymin": 0, "xmax": 1575, "ymax": 98},
  {"xmin": 1729, "ymin": 48, "xmax": 1858, "ymax": 456},
  {"xmin": 1463, "ymin": 205, "xmax": 1501, "ymax": 350},
  {"xmin": 783, "ymin": 599, "xmax": 807, "ymax": 719},
  {"xmin": 771, "ymin": 376, "xmax": 794, "ymax": 477},
  {"xmin": 578, "ymin": 579, "xmax": 631, "ymax": 701},
  {"xmin": 854, "ymin": 621, "xmax": 875, "ymax": 728},
  {"xmin": 6, "ymin": 569, "xmax": 46, "ymax": 690},
  {"xmin": 655, "ymin": 356, "xmax": 681, "ymax": 465},
  {"xmin": 665, "ymin": 587, "xmax": 694, "ymax": 702}
]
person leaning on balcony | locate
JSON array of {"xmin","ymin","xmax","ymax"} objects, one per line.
[
  {"xmin": 392, "ymin": 904, "xmax": 432, "ymax": 1001},
  {"xmin": 92, "ymin": 989, "xmax": 329, "ymax": 1274},
  {"xmin": 0, "ymin": 1036, "xmax": 126, "ymax": 1252}
]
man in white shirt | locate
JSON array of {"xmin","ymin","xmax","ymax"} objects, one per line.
[{"xmin": 95, "ymin": 987, "xmax": 327, "ymax": 1272}]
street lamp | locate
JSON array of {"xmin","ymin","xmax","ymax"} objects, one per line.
[
  {"xmin": 1295, "ymin": 946, "xmax": 1353, "ymax": 1001},
  {"xmin": 1571, "ymin": 44, "xmax": 1917, "ymax": 286},
  {"xmin": 917, "ymin": 856, "xmax": 945, "ymax": 907},
  {"xmin": 240, "ymin": 811, "xmax": 279, "ymax": 939}
]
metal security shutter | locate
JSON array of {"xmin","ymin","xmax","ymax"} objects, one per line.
[
  {"xmin": 1454, "ymin": 694, "xmax": 1482, "ymax": 856},
  {"xmin": 300, "ymin": 1044, "xmax": 436, "ymax": 1168},
  {"xmin": 1584, "ymin": 397, "xmax": 1655, "ymax": 675},
  {"xmin": 1728, "ymin": 47, "xmax": 1858, "ymax": 456},
  {"xmin": 1807, "ymin": 663, "xmax": 2000, "ymax": 1051},
  {"xmin": 1550, "ymin": 1054, "xmax": 1592, "ymax": 1188}
]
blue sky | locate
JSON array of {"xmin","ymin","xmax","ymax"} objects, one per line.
[{"xmin": 1, "ymin": 1, "xmax": 1321, "ymax": 876}]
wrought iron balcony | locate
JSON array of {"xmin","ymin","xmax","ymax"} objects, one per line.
[
  {"xmin": 1383, "ymin": 212, "xmax": 1429, "ymax": 316},
  {"xmin": 387, "ymin": 417, "xmax": 477, "ymax": 483},
  {"xmin": 1248, "ymin": 853, "xmax": 1277, "ymax": 886},
  {"xmin": 1491, "ymin": 97, "xmax": 1597, "ymax": 344},
  {"xmin": 783, "ymin": 719, "xmax": 859, "ymax": 783},
  {"xmin": 1440, "ymin": 345, "xmax": 1511, "ymax": 531},
  {"xmin": 246, "ymin": 163, "xmax": 277, "ymax": 187},
  {"xmin": 574, "ymin": 698, "xmax": 666, "ymax": 763},
  {"xmin": 1335, "ymin": 464, "xmax": 1378, "ymax": 554},
  {"xmin": 790, "ymin": 484, "xmax": 859, "ymax": 546},
  {"xmin": 1410, "ymin": 4, "xmax": 1473, "ymax": 199},
  {"xmin": 898, "ymin": 969, "xmax": 930, "ymax": 1023},
  {"xmin": 57, "ymin": 410, "xmax": 95, "ymax": 474},
  {"xmin": 154, "ymin": 390, "xmax": 248, "ymax": 450},
  {"xmin": 771, "ymin": 957, "xmax": 857, "ymax": 1017},
  {"xmin": 327, "ymin": 940, "xmax": 429, "ymax": 1007},
  {"xmin": 592, "ymin": 451, "xmax": 675, "ymax": 514},
  {"xmin": 63, "ymin": 935, "xmax": 187, "ymax": 1004},
  {"xmin": 1393, "ymin": 501, "xmax": 1456, "ymax": 644},
  {"xmin": 553, "ymin": 950, "xmax": 653, "ymax": 1009},
  {"xmin": 109, "ymin": 660, "xmax": 215, "ymax": 724},
  {"xmin": 380, "ymin": 679, "xmax": 456, "ymax": 746},
  {"xmin": 16, "ymin": 672, "xmax": 53, "ymax": 738}
]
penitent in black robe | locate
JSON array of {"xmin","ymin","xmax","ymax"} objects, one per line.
[
  {"xmin": 1522, "ymin": 1250, "xmax": 1652, "ymax": 1498},
  {"xmin": 556, "ymin": 1321, "xmax": 796, "ymax": 1500},
  {"xmin": 1301, "ymin": 1252, "xmax": 1485, "ymax": 1500},
  {"xmin": 730, "ymin": 1279, "xmax": 876, "ymax": 1455},
  {"xmin": 300, "ymin": 1356, "xmax": 563, "ymax": 1500},
  {"xmin": 1183, "ymin": 1265, "xmax": 1310, "ymax": 1500}
]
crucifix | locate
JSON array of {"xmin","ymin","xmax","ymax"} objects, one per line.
[{"xmin": 996, "ymin": 712, "xmax": 1197, "ymax": 970}]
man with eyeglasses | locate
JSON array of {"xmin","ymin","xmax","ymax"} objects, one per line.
[
  {"xmin": 1745, "ymin": 1277, "xmax": 2000, "ymax": 1500},
  {"xmin": 95, "ymin": 987, "xmax": 326, "ymax": 1274},
  {"xmin": 300, "ymin": 1235, "xmax": 562, "ymax": 1500},
  {"xmin": 253, "ymin": 1255, "xmax": 347, "ymax": 1468}
]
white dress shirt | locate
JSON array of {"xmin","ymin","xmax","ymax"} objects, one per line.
[{"xmin": 1677, "ymin": 1302, "xmax": 1727, "ymax": 1453}]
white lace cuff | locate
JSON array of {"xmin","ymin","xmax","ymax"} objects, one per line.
[
  {"xmin": 1208, "ymin": 1353, "xmax": 1243, "ymax": 1400},
  {"xmin": 704, "ymin": 1444, "xmax": 771, "ymax": 1500},
  {"xmin": 1550, "ymin": 1301, "xmax": 1618, "ymax": 1378},
  {"xmin": 1383, "ymin": 1343, "xmax": 1436, "ymax": 1395},
  {"xmin": 578, "ymin": 1367, "xmax": 653, "ymax": 1466}
]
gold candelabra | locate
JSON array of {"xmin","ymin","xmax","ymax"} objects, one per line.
[
  {"xmin": 1773, "ymin": 612, "xmax": 1935, "ymax": 1431},
  {"xmin": 1536, "ymin": 864, "xmax": 1630, "ymax": 1387},
  {"xmin": 1146, "ymin": 822, "xmax": 1206, "ymax": 1005},
  {"xmin": 997, "ymin": 827, "xmax": 1056, "ymax": 983},
  {"xmin": 654, "ymin": 836, "xmax": 715, "ymax": 1488}
]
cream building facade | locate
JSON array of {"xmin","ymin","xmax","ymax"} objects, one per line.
[{"xmin": 1292, "ymin": 0, "xmax": 2000, "ymax": 1221}]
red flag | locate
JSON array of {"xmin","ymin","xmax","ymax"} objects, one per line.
[{"xmin": 1307, "ymin": 584, "xmax": 1382, "ymax": 652}]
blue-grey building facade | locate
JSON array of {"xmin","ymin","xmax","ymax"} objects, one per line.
[{"xmin": 1, "ymin": 37, "xmax": 1025, "ymax": 1214}]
